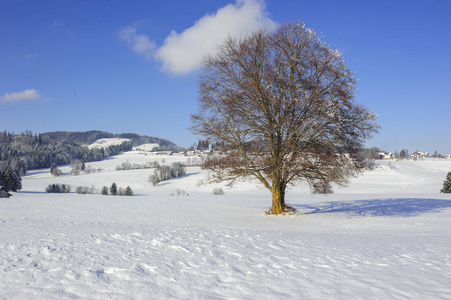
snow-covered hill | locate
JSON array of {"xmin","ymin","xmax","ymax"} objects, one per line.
[
  {"xmin": 87, "ymin": 138, "xmax": 131, "ymax": 149},
  {"xmin": 132, "ymin": 143, "xmax": 159, "ymax": 152},
  {"xmin": 1, "ymin": 154, "xmax": 451, "ymax": 299}
]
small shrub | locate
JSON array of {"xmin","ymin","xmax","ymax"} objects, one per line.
[
  {"xmin": 212, "ymin": 187, "xmax": 225, "ymax": 195},
  {"xmin": 75, "ymin": 186, "xmax": 95, "ymax": 194}
]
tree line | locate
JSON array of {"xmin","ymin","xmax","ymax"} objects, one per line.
[
  {"xmin": 45, "ymin": 182, "xmax": 133, "ymax": 196},
  {"xmin": 0, "ymin": 131, "xmax": 133, "ymax": 174},
  {"xmin": 0, "ymin": 130, "xmax": 184, "ymax": 178},
  {"xmin": 148, "ymin": 162, "xmax": 187, "ymax": 186}
]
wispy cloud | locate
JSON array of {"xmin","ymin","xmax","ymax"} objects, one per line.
[
  {"xmin": 0, "ymin": 89, "xmax": 41, "ymax": 102},
  {"xmin": 118, "ymin": 26, "xmax": 156, "ymax": 60},
  {"xmin": 119, "ymin": 0, "xmax": 277, "ymax": 75}
]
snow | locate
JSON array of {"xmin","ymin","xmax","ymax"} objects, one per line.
[
  {"xmin": 1, "ymin": 153, "xmax": 451, "ymax": 299},
  {"xmin": 87, "ymin": 138, "xmax": 131, "ymax": 149},
  {"xmin": 132, "ymin": 143, "xmax": 159, "ymax": 152}
]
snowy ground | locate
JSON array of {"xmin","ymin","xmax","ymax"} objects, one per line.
[
  {"xmin": 87, "ymin": 138, "xmax": 131, "ymax": 149},
  {"xmin": 132, "ymin": 143, "xmax": 159, "ymax": 152},
  {"xmin": 1, "ymin": 152, "xmax": 451, "ymax": 299}
]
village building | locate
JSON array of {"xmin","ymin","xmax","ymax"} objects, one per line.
[
  {"xmin": 374, "ymin": 152, "xmax": 392, "ymax": 160},
  {"xmin": 410, "ymin": 152, "xmax": 429, "ymax": 159}
]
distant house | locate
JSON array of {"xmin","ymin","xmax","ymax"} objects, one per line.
[
  {"xmin": 0, "ymin": 186, "xmax": 12, "ymax": 198},
  {"xmin": 410, "ymin": 152, "xmax": 429, "ymax": 159},
  {"xmin": 374, "ymin": 152, "xmax": 392, "ymax": 160}
]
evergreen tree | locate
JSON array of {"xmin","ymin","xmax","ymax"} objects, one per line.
[
  {"xmin": 399, "ymin": 149, "xmax": 406, "ymax": 159},
  {"xmin": 3, "ymin": 166, "xmax": 22, "ymax": 192},
  {"xmin": 440, "ymin": 171, "xmax": 451, "ymax": 193},
  {"xmin": 0, "ymin": 169, "xmax": 4, "ymax": 187},
  {"xmin": 110, "ymin": 182, "xmax": 118, "ymax": 195},
  {"xmin": 124, "ymin": 186, "xmax": 133, "ymax": 196},
  {"xmin": 101, "ymin": 186, "xmax": 109, "ymax": 195}
]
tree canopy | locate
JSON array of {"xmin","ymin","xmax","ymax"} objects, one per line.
[{"xmin": 191, "ymin": 21, "xmax": 379, "ymax": 214}]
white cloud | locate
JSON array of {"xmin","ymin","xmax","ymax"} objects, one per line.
[
  {"xmin": 0, "ymin": 89, "xmax": 41, "ymax": 102},
  {"xmin": 118, "ymin": 26, "xmax": 156, "ymax": 60},
  {"xmin": 119, "ymin": 0, "xmax": 277, "ymax": 75}
]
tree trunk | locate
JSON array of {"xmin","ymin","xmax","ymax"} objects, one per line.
[{"xmin": 271, "ymin": 180, "xmax": 286, "ymax": 214}]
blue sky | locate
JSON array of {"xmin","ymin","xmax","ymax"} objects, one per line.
[{"xmin": 1, "ymin": 0, "xmax": 450, "ymax": 153}]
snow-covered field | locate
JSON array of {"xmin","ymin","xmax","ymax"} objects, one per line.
[
  {"xmin": 1, "ymin": 152, "xmax": 451, "ymax": 299},
  {"xmin": 87, "ymin": 138, "xmax": 131, "ymax": 149},
  {"xmin": 132, "ymin": 143, "xmax": 159, "ymax": 152}
]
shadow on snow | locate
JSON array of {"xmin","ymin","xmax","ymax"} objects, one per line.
[{"xmin": 293, "ymin": 198, "xmax": 451, "ymax": 217}]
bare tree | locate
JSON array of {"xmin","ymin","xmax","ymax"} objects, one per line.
[
  {"xmin": 70, "ymin": 159, "xmax": 81, "ymax": 176},
  {"xmin": 190, "ymin": 21, "xmax": 379, "ymax": 214}
]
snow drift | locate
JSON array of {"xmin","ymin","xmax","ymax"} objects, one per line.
[{"xmin": 1, "ymin": 152, "xmax": 450, "ymax": 299}]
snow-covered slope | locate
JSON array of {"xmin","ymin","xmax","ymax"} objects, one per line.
[
  {"xmin": 87, "ymin": 138, "xmax": 131, "ymax": 149},
  {"xmin": 132, "ymin": 143, "xmax": 159, "ymax": 152},
  {"xmin": 1, "ymin": 154, "xmax": 451, "ymax": 299}
]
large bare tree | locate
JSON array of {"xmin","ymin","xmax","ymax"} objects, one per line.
[{"xmin": 191, "ymin": 21, "xmax": 379, "ymax": 214}]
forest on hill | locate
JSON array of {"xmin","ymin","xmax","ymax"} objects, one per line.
[{"xmin": 0, "ymin": 130, "xmax": 183, "ymax": 175}]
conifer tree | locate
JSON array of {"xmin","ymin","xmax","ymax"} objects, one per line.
[
  {"xmin": 440, "ymin": 171, "xmax": 451, "ymax": 193},
  {"xmin": 124, "ymin": 186, "xmax": 133, "ymax": 196},
  {"xmin": 0, "ymin": 169, "xmax": 4, "ymax": 187},
  {"xmin": 101, "ymin": 186, "xmax": 109, "ymax": 195},
  {"xmin": 110, "ymin": 182, "xmax": 118, "ymax": 195},
  {"xmin": 3, "ymin": 166, "xmax": 22, "ymax": 192},
  {"xmin": 400, "ymin": 149, "xmax": 406, "ymax": 159}
]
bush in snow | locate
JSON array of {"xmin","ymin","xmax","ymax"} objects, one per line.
[
  {"xmin": 176, "ymin": 189, "xmax": 186, "ymax": 196},
  {"xmin": 75, "ymin": 186, "xmax": 95, "ymax": 194},
  {"xmin": 212, "ymin": 187, "xmax": 225, "ymax": 195},
  {"xmin": 50, "ymin": 163, "xmax": 62, "ymax": 177},
  {"xmin": 440, "ymin": 171, "xmax": 451, "ymax": 193},
  {"xmin": 115, "ymin": 160, "xmax": 160, "ymax": 171}
]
